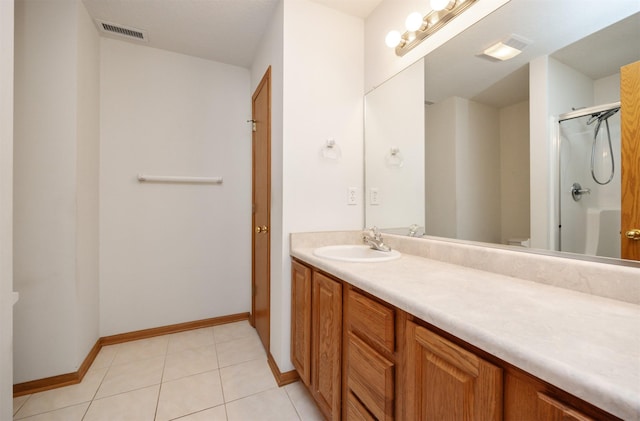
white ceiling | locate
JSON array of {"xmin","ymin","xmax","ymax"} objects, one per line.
[
  {"xmin": 81, "ymin": 0, "xmax": 638, "ymax": 102},
  {"xmin": 422, "ymin": 0, "xmax": 640, "ymax": 109},
  {"xmin": 309, "ymin": 0, "xmax": 383, "ymax": 18},
  {"xmin": 82, "ymin": 0, "xmax": 383, "ymax": 68}
]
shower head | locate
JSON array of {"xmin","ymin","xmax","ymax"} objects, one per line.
[
  {"xmin": 586, "ymin": 107, "xmax": 619, "ymax": 125},
  {"xmin": 599, "ymin": 108, "xmax": 619, "ymax": 121}
]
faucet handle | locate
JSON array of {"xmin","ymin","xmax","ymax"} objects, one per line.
[{"xmin": 369, "ymin": 226, "xmax": 381, "ymax": 239}]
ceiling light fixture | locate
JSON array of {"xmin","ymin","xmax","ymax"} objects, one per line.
[
  {"xmin": 385, "ymin": 0, "xmax": 478, "ymax": 57},
  {"xmin": 480, "ymin": 35, "xmax": 531, "ymax": 61},
  {"xmin": 482, "ymin": 42, "xmax": 522, "ymax": 60}
]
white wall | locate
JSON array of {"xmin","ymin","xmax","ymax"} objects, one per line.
[
  {"xmin": 0, "ymin": 0, "xmax": 14, "ymax": 417},
  {"xmin": 252, "ymin": 0, "xmax": 364, "ymax": 372},
  {"xmin": 500, "ymin": 100, "xmax": 530, "ymax": 244},
  {"xmin": 13, "ymin": 0, "xmax": 100, "ymax": 383},
  {"xmin": 99, "ymin": 39, "xmax": 252, "ymax": 336},
  {"xmin": 75, "ymin": 0, "xmax": 101, "ymax": 370},
  {"xmin": 594, "ymin": 73, "xmax": 621, "ymax": 104},
  {"xmin": 425, "ymin": 98, "xmax": 457, "ymax": 238},
  {"xmin": 456, "ymin": 98, "xmax": 501, "ymax": 243},
  {"xmin": 425, "ymin": 96, "xmax": 501, "ymax": 243},
  {"xmin": 365, "ymin": 60, "xmax": 424, "ymax": 230}
]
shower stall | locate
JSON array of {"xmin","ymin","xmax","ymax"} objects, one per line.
[{"xmin": 558, "ymin": 102, "xmax": 621, "ymax": 258}]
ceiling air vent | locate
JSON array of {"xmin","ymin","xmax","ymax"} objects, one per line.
[{"xmin": 96, "ymin": 20, "xmax": 148, "ymax": 42}]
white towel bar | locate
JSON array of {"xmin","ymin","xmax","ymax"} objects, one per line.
[{"xmin": 137, "ymin": 174, "xmax": 223, "ymax": 184}]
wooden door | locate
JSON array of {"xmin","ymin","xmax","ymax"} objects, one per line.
[
  {"xmin": 621, "ymin": 60, "xmax": 640, "ymax": 261},
  {"xmin": 312, "ymin": 272, "xmax": 342, "ymax": 421},
  {"xmin": 291, "ymin": 260, "xmax": 312, "ymax": 387},
  {"xmin": 251, "ymin": 67, "xmax": 271, "ymax": 351},
  {"xmin": 404, "ymin": 321, "xmax": 502, "ymax": 421}
]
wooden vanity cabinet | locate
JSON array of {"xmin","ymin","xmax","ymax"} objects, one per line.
[
  {"xmin": 402, "ymin": 320, "xmax": 503, "ymax": 421},
  {"xmin": 291, "ymin": 259, "xmax": 621, "ymax": 421},
  {"xmin": 291, "ymin": 260, "xmax": 342, "ymax": 421}
]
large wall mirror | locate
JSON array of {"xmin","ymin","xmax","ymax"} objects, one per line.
[{"xmin": 364, "ymin": 0, "xmax": 640, "ymax": 264}]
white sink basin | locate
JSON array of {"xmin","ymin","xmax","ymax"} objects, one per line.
[{"xmin": 313, "ymin": 245, "xmax": 401, "ymax": 263}]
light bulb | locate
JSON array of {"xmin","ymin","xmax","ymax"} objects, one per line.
[
  {"xmin": 405, "ymin": 12, "xmax": 423, "ymax": 32},
  {"xmin": 430, "ymin": 0, "xmax": 451, "ymax": 11},
  {"xmin": 385, "ymin": 30, "xmax": 402, "ymax": 48}
]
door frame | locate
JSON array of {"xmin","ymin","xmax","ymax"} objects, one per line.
[{"xmin": 250, "ymin": 67, "xmax": 272, "ymax": 346}]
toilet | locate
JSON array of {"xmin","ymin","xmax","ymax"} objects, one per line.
[{"xmin": 507, "ymin": 238, "xmax": 530, "ymax": 247}]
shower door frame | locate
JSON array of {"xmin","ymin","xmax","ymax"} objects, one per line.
[{"xmin": 555, "ymin": 101, "xmax": 621, "ymax": 253}]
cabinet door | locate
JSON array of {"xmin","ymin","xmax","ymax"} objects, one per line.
[
  {"xmin": 537, "ymin": 393, "xmax": 595, "ymax": 421},
  {"xmin": 312, "ymin": 272, "xmax": 342, "ymax": 421},
  {"xmin": 291, "ymin": 260, "xmax": 312, "ymax": 386},
  {"xmin": 404, "ymin": 321, "xmax": 502, "ymax": 421},
  {"xmin": 504, "ymin": 370, "xmax": 619, "ymax": 420}
]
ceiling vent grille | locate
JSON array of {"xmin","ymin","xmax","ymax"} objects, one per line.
[
  {"xmin": 503, "ymin": 34, "xmax": 531, "ymax": 51},
  {"xmin": 96, "ymin": 20, "xmax": 148, "ymax": 42}
]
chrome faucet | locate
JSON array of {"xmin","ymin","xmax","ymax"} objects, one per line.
[{"xmin": 362, "ymin": 226, "xmax": 391, "ymax": 252}]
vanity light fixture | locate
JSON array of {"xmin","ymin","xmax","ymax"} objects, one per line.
[{"xmin": 385, "ymin": 0, "xmax": 478, "ymax": 57}]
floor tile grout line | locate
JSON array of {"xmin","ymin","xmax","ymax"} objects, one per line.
[
  {"xmin": 213, "ymin": 330, "xmax": 228, "ymax": 406},
  {"xmin": 12, "ymin": 393, "xmax": 30, "ymax": 418},
  {"xmin": 222, "ymin": 383, "xmax": 282, "ymax": 405},
  {"xmin": 81, "ymin": 350, "xmax": 116, "ymax": 421},
  {"xmin": 284, "ymin": 385, "xmax": 304, "ymax": 421},
  {"xmin": 153, "ymin": 341, "xmax": 170, "ymax": 421}
]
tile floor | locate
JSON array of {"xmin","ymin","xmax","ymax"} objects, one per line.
[{"xmin": 13, "ymin": 321, "xmax": 324, "ymax": 421}]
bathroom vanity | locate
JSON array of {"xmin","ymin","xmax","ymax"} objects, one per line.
[{"xmin": 289, "ymin": 231, "xmax": 640, "ymax": 421}]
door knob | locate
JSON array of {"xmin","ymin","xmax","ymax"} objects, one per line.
[
  {"xmin": 625, "ymin": 229, "xmax": 640, "ymax": 240},
  {"xmin": 255, "ymin": 226, "xmax": 262, "ymax": 234},
  {"xmin": 261, "ymin": 225, "xmax": 269, "ymax": 234}
]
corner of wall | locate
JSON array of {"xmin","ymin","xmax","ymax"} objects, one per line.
[{"xmin": 0, "ymin": 0, "xmax": 15, "ymax": 417}]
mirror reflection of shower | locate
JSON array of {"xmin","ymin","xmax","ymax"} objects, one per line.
[
  {"xmin": 587, "ymin": 107, "xmax": 619, "ymax": 185},
  {"xmin": 558, "ymin": 102, "xmax": 621, "ymax": 258}
]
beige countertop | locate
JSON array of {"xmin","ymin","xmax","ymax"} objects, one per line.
[{"xmin": 290, "ymin": 232, "xmax": 640, "ymax": 420}]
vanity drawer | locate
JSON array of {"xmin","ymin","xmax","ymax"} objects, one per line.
[
  {"xmin": 346, "ymin": 391, "xmax": 376, "ymax": 421},
  {"xmin": 347, "ymin": 288, "xmax": 395, "ymax": 354},
  {"xmin": 347, "ymin": 332, "xmax": 394, "ymax": 421}
]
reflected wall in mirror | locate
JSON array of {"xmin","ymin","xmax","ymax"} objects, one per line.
[
  {"xmin": 365, "ymin": 59, "xmax": 425, "ymax": 235},
  {"xmin": 364, "ymin": 0, "xmax": 640, "ymax": 264}
]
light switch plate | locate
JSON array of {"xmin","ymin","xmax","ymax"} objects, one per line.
[
  {"xmin": 370, "ymin": 188, "xmax": 380, "ymax": 205},
  {"xmin": 348, "ymin": 187, "xmax": 357, "ymax": 205}
]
